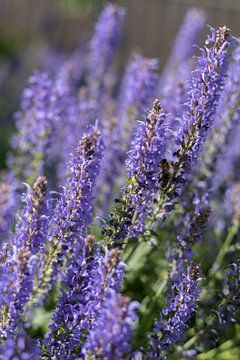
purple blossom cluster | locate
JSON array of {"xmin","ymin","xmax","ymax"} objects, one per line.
[
  {"xmin": 0, "ymin": 176, "xmax": 48, "ymax": 339},
  {"xmin": 83, "ymin": 290, "xmax": 139, "ymax": 359},
  {"xmin": 0, "ymin": 3, "xmax": 240, "ymax": 360},
  {"xmin": 44, "ymin": 238, "xmax": 126, "ymax": 358},
  {"xmin": 150, "ymin": 263, "xmax": 201, "ymax": 357},
  {"xmin": 29, "ymin": 125, "xmax": 104, "ymax": 308}
]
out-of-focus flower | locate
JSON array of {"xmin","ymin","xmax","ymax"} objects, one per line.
[
  {"xmin": 87, "ymin": 3, "xmax": 125, "ymax": 105},
  {"xmin": 83, "ymin": 290, "xmax": 139, "ymax": 359}
]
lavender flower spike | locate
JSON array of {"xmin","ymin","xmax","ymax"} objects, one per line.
[
  {"xmin": 8, "ymin": 72, "xmax": 61, "ymax": 186},
  {"xmin": 152, "ymin": 27, "xmax": 235, "ymax": 221},
  {"xmin": 159, "ymin": 8, "xmax": 205, "ymax": 97},
  {"xmin": 103, "ymin": 99, "xmax": 171, "ymax": 244},
  {"xmin": 0, "ymin": 177, "xmax": 48, "ymax": 339},
  {"xmin": 0, "ymin": 174, "xmax": 18, "ymax": 238},
  {"xmin": 28, "ymin": 125, "xmax": 104, "ymax": 308},
  {"xmin": 150, "ymin": 263, "xmax": 201, "ymax": 357},
  {"xmin": 44, "ymin": 236, "xmax": 125, "ymax": 358},
  {"xmin": 0, "ymin": 331, "xmax": 40, "ymax": 360},
  {"xmin": 83, "ymin": 290, "xmax": 139, "ymax": 359},
  {"xmin": 87, "ymin": 3, "xmax": 125, "ymax": 103},
  {"xmin": 96, "ymin": 54, "xmax": 159, "ymax": 216},
  {"xmin": 117, "ymin": 53, "xmax": 159, "ymax": 143}
]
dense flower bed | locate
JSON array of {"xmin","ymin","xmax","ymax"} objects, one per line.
[{"xmin": 0, "ymin": 3, "xmax": 240, "ymax": 359}]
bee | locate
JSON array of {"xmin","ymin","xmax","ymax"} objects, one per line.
[
  {"xmin": 159, "ymin": 159, "xmax": 171, "ymax": 189},
  {"xmin": 189, "ymin": 263, "xmax": 200, "ymax": 281},
  {"xmin": 81, "ymin": 136, "xmax": 95, "ymax": 159}
]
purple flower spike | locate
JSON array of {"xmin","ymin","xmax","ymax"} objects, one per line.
[
  {"xmin": 0, "ymin": 177, "xmax": 48, "ymax": 339},
  {"xmin": 159, "ymin": 8, "xmax": 206, "ymax": 98},
  {"xmin": 150, "ymin": 263, "xmax": 201, "ymax": 357},
  {"xmin": 103, "ymin": 99, "xmax": 171, "ymax": 244},
  {"xmin": 96, "ymin": 54, "xmax": 159, "ymax": 217},
  {"xmin": 44, "ymin": 236, "xmax": 125, "ymax": 358},
  {"xmin": 28, "ymin": 126, "xmax": 104, "ymax": 308},
  {"xmin": 83, "ymin": 290, "xmax": 139, "ymax": 359},
  {"xmin": 118, "ymin": 54, "xmax": 159, "ymax": 138},
  {"xmin": 0, "ymin": 331, "xmax": 40, "ymax": 360},
  {"xmin": 103, "ymin": 27, "xmax": 235, "ymax": 246},
  {"xmin": 153, "ymin": 26, "xmax": 235, "ymax": 221},
  {"xmin": 8, "ymin": 72, "xmax": 63, "ymax": 186},
  {"xmin": 87, "ymin": 3, "xmax": 125, "ymax": 104},
  {"xmin": 0, "ymin": 174, "xmax": 18, "ymax": 238}
]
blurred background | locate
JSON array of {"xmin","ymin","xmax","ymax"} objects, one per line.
[{"xmin": 0, "ymin": 0, "xmax": 240, "ymax": 168}]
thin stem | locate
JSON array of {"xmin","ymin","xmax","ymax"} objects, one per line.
[{"xmin": 209, "ymin": 222, "xmax": 239, "ymax": 277}]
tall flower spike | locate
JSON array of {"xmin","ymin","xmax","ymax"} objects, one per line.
[
  {"xmin": 0, "ymin": 174, "xmax": 18, "ymax": 238},
  {"xmin": 96, "ymin": 54, "xmax": 159, "ymax": 216},
  {"xmin": 211, "ymin": 46, "xmax": 240, "ymax": 196},
  {"xmin": 83, "ymin": 290, "xmax": 139, "ymax": 359},
  {"xmin": 103, "ymin": 27, "xmax": 234, "ymax": 246},
  {"xmin": 8, "ymin": 72, "xmax": 64, "ymax": 187},
  {"xmin": 103, "ymin": 99, "xmax": 171, "ymax": 244},
  {"xmin": 44, "ymin": 236, "xmax": 125, "ymax": 358},
  {"xmin": 150, "ymin": 263, "xmax": 201, "ymax": 358},
  {"xmin": 151, "ymin": 26, "xmax": 235, "ymax": 223},
  {"xmin": 158, "ymin": 8, "xmax": 205, "ymax": 126},
  {"xmin": 49, "ymin": 52, "xmax": 87, "ymax": 186},
  {"xmin": 0, "ymin": 331, "xmax": 40, "ymax": 360},
  {"xmin": 117, "ymin": 53, "xmax": 159, "ymax": 146},
  {"xmin": 159, "ymin": 8, "xmax": 205, "ymax": 98},
  {"xmin": 179, "ymin": 44, "xmax": 240, "ymax": 237},
  {"xmin": 87, "ymin": 3, "xmax": 125, "ymax": 104},
  {"xmin": 0, "ymin": 177, "xmax": 48, "ymax": 339},
  {"xmin": 27, "ymin": 125, "xmax": 104, "ymax": 308},
  {"xmin": 159, "ymin": 8, "xmax": 205, "ymax": 140}
]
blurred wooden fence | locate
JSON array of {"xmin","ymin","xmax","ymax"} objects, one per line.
[
  {"xmin": 0, "ymin": 0, "xmax": 240, "ymax": 65},
  {"xmin": 0, "ymin": 0, "xmax": 239, "ymax": 166}
]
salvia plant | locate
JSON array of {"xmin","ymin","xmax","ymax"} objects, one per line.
[{"xmin": 0, "ymin": 3, "xmax": 240, "ymax": 360}]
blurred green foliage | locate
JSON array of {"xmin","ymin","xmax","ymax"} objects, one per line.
[
  {"xmin": 57, "ymin": 0, "xmax": 105, "ymax": 17},
  {"xmin": 0, "ymin": 33, "xmax": 28, "ymax": 58}
]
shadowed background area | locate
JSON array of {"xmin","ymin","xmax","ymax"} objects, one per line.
[{"xmin": 0, "ymin": 0, "xmax": 239, "ymax": 168}]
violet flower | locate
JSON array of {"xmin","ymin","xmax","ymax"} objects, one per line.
[
  {"xmin": 152, "ymin": 26, "xmax": 235, "ymax": 222},
  {"xmin": 44, "ymin": 236, "xmax": 125, "ymax": 358},
  {"xmin": 83, "ymin": 290, "xmax": 139, "ymax": 359},
  {"xmin": 28, "ymin": 126, "xmax": 104, "ymax": 308},
  {"xmin": 190, "ymin": 44, "xmax": 240, "ymax": 207},
  {"xmin": 103, "ymin": 99, "xmax": 171, "ymax": 244},
  {"xmin": 0, "ymin": 174, "xmax": 18, "ymax": 238},
  {"xmin": 0, "ymin": 331, "xmax": 40, "ymax": 360},
  {"xmin": 87, "ymin": 3, "xmax": 125, "ymax": 105},
  {"xmin": 159, "ymin": 9, "xmax": 205, "ymax": 133},
  {"xmin": 0, "ymin": 177, "xmax": 48, "ymax": 339},
  {"xmin": 103, "ymin": 27, "xmax": 234, "ymax": 246},
  {"xmin": 177, "ymin": 44, "xmax": 240, "ymax": 241},
  {"xmin": 150, "ymin": 263, "xmax": 201, "ymax": 357},
  {"xmin": 159, "ymin": 8, "xmax": 205, "ymax": 98},
  {"xmin": 96, "ymin": 54, "xmax": 158, "ymax": 217},
  {"xmin": 117, "ymin": 53, "xmax": 159, "ymax": 142},
  {"xmin": 8, "ymin": 72, "xmax": 63, "ymax": 187}
]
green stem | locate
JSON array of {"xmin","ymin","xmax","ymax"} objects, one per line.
[
  {"xmin": 209, "ymin": 222, "xmax": 239, "ymax": 277},
  {"xmin": 123, "ymin": 241, "xmax": 138, "ymax": 264},
  {"xmin": 226, "ymin": 242, "xmax": 240, "ymax": 253},
  {"xmin": 183, "ymin": 334, "xmax": 199, "ymax": 351},
  {"xmin": 155, "ymin": 277, "xmax": 168, "ymax": 298}
]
